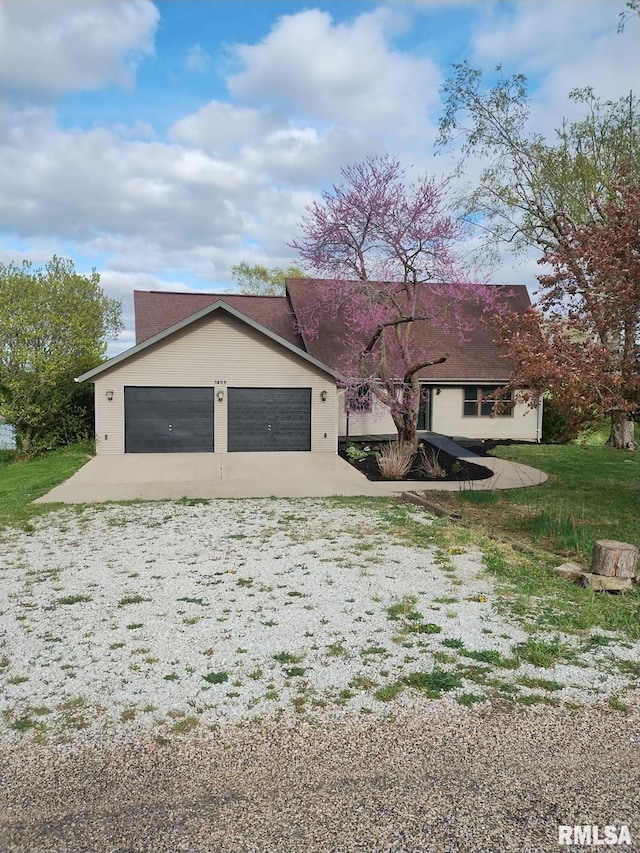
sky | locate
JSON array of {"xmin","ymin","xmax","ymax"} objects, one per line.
[{"xmin": 0, "ymin": 0, "xmax": 637, "ymax": 354}]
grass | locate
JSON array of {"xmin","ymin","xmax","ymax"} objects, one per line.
[
  {"xmin": 444, "ymin": 440, "xmax": 639, "ymax": 560},
  {"xmin": 0, "ymin": 442, "xmax": 93, "ymax": 530}
]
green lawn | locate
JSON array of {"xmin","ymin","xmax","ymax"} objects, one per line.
[
  {"xmin": 451, "ymin": 442, "xmax": 640, "ymax": 560},
  {"xmin": 0, "ymin": 443, "xmax": 92, "ymax": 530}
]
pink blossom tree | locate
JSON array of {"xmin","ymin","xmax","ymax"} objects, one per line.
[{"xmin": 290, "ymin": 155, "xmax": 500, "ymax": 450}]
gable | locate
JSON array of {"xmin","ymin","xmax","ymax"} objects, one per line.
[
  {"xmin": 77, "ymin": 298, "xmax": 336, "ymax": 383},
  {"xmin": 134, "ymin": 290, "xmax": 303, "ymax": 348}
]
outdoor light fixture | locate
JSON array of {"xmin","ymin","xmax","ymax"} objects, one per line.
[
  {"xmin": 320, "ymin": 389, "xmax": 328, "ymax": 402},
  {"xmin": 217, "ymin": 388, "xmax": 224, "ymax": 402},
  {"xmin": 105, "ymin": 390, "xmax": 114, "ymax": 401}
]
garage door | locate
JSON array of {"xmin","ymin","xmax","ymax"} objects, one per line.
[
  {"xmin": 124, "ymin": 387, "xmax": 214, "ymax": 453},
  {"xmin": 227, "ymin": 388, "xmax": 311, "ymax": 451}
]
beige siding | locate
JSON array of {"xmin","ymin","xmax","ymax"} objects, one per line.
[
  {"xmin": 338, "ymin": 391, "xmax": 397, "ymax": 438},
  {"xmin": 93, "ymin": 313, "xmax": 337, "ymax": 454},
  {"xmin": 338, "ymin": 385, "xmax": 539, "ymax": 442},
  {"xmin": 431, "ymin": 387, "xmax": 539, "ymax": 441}
]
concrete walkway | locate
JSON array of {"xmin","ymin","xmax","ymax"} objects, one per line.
[{"xmin": 35, "ymin": 441, "xmax": 547, "ymax": 504}]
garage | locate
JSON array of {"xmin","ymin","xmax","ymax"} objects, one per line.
[
  {"xmin": 227, "ymin": 388, "xmax": 311, "ymax": 452},
  {"xmin": 124, "ymin": 387, "xmax": 214, "ymax": 453}
]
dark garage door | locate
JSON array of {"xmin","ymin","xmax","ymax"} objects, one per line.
[
  {"xmin": 124, "ymin": 387, "xmax": 214, "ymax": 453},
  {"xmin": 227, "ymin": 388, "xmax": 311, "ymax": 451}
]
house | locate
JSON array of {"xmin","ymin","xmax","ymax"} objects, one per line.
[{"xmin": 77, "ymin": 279, "xmax": 541, "ymax": 454}]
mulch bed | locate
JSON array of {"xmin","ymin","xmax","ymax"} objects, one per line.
[{"xmin": 339, "ymin": 439, "xmax": 493, "ymax": 482}]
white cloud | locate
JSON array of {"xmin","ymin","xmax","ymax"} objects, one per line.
[
  {"xmin": 184, "ymin": 44, "xmax": 210, "ymax": 74},
  {"xmin": 0, "ymin": 0, "xmax": 158, "ymax": 98},
  {"xmin": 228, "ymin": 7, "xmax": 442, "ymax": 133}
]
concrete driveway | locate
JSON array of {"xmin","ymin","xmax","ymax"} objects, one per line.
[
  {"xmin": 34, "ymin": 452, "xmax": 392, "ymax": 503},
  {"xmin": 34, "ymin": 449, "xmax": 547, "ymax": 504}
]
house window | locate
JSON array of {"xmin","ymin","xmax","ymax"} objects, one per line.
[
  {"xmin": 463, "ymin": 386, "xmax": 512, "ymax": 417},
  {"xmin": 346, "ymin": 384, "xmax": 372, "ymax": 412}
]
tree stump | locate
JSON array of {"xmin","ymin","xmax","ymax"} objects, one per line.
[{"xmin": 591, "ymin": 540, "xmax": 638, "ymax": 578}]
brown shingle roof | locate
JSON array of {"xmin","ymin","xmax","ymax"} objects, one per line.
[
  {"xmin": 133, "ymin": 280, "xmax": 530, "ymax": 382},
  {"xmin": 285, "ymin": 278, "xmax": 530, "ymax": 381},
  {"xmin": 134, "ymin": 291, "xmax": 304, "ymax": 349}
]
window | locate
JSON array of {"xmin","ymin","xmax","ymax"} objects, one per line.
[
  {"xmin": 463, "ymin": 386, "xmax": 512, "ymax": 417},
  {"xmin": 346, "ymin": 384, "xmax": 372, "ymax": 412}
]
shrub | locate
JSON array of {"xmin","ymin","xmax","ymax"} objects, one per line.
[
  {"xmin": 376, "ymin": 441, "xmax": 414, "ymax": 479},
  {"xmin": 418, "ymin": 444, "xmax": 446, "ymax": 478}
]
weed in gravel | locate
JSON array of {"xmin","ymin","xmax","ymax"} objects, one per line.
[
  {"xmin": 610, "ymin": 657, "xmax": 640, "ymax": 678},
  {"xmin": 456, "ymin": 692, "xmax": 484, "ymax": 706},
  {"xmin": 202, "ymin": 671, "xmax": 229, "ymax": 684},
  {"xmin": 7, "ymin": 675, "xmax": 29, "ymax": 685},
  {"xmin": 177, "ymin": 597, "xmax": 208, "ymax": 606},
  {"xmin": 517, "ymin": 676, "xmax": 564, "ymax": 692},
  {"xmin": 433, "ymin": 652, "xmax": 458, "ymax": 664},
  {"xmin": 120, "ymin": 708, "xmax": 136, "ymax": 722},
  {"xmin": 403, "ymin": 669, "xmax": 462, "ymax": 697},
  {"xmin": 361, "ymin": 645, "xmax": 388, "ymax": 657},
  {"xmin": 118, "ymin": 595, "xmax": 150, "ymax": 607},
  {"xmin": 283, "ymin": 666, "xmax": 307, "ymax": 678},
  {"xmin": 9, "ymin": 716, "xmax": 36, "ymax": 732},
  {"xmin": 326, "ymin": 643, "xmax": 347, "ymax": 657},
  {"xmin": 163, "ymin": 673, "xmax": 179, "ymax": 682},
  {"xmin": 387, "ymin": 596, "xmax": 421, "ymax": 621},
  {"xmin": 55, "ymin": 595, "xmax": 92, "ymax": 606},
  {"xmin": 273, "ymin": 651, "xmax": 304, "ymax": 665},
  {"xmin": 514, "ymin": 636, "xmax": 576, "ymax": 668},
  {"xmin": 375, "ymin": 683, "xmax": 403, "ymax": 702},
  {"xmin": 171, "ymin": 716, "xmax": 200, "ymax": 734},
  {"xmin": 264, "ymin": 689, "xmax": 279, "ymax": 701},
  {"xmin": 442, "ymin": 638, "xmax": 465, "ymax": 650},
  {"xmin": 349, "ymin": 673, "xmax": 377, "ymax": 691},
  {"xmin": 608, "ymin": 695, "xmax": 630, "ymax": 712},
  {"xmin": 109, "ymin": 642, "xmax": 125, "ymax": 650},
  {"xmin": 248, "ymin": 669, "xmax": 263, "ymax": 680},
  {"xmin": 126, "ymin": 623, "xmax": 143, "ymax": 630}
]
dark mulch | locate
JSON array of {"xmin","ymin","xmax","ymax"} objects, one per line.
[{"xmin": 339, "ymin": 439, "xmax": 493, "ymax": 482}]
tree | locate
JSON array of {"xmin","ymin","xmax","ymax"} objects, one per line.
[
  {"xmin": 499, "ymin": 182, "xmax": 640, "ymax": 450},
  {"xmin": 438, "ymin": 64, "xmax": 640, "ymax": 447},
  {"xmin": 291, "ymin": 155, "xmax": 499, "ymax": 451},
  {"xmin": 0, "ymin": 256, "xmax": 122, "ymax": 456},
  {"xmin": 618, "ymin": 0, "xmax": 640, "ymax": 33},
  {"xmin": 231, "ymin": 262, "xmax": 305, "ymax": 296}
]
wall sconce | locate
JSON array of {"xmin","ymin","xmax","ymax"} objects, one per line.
[
  {"xmin": 435, "ymin": 387, "xmax": 441, "ymax": 396},
  {"xmin": 320, "ymin": 389, "xmax": 328, "ymax": 402},
  {"xmin": 217, "ymin": 388, "xmax": 225, "ymax": 402},
  {"xmin": 105, "ymin": 390, "xmax": 114, "ymax": 401}
]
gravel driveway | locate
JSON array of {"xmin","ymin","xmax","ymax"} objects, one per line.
[{"xmin": 1, "ymin": 498, "xmax": 639, "ymax": 852}]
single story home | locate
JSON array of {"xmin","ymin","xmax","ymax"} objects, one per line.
[{"xmin": 77, "ymin": 279, "xmax": 541, "ymax": 454}]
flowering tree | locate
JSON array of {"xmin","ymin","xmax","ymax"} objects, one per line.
[
  {"xmin": 290, "ymin": 155, "xmax": 498, "ymax": 450},
  {"xmin": 499, "ymin": 182, "xmax": 640, "ymax": 450}
]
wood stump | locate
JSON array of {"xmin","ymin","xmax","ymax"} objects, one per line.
[{"xmin": 591, "ymin": 540, "xmax": 638, "ymax": 578}]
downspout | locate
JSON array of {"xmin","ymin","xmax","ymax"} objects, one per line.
[{"xmin": 536, "ymin": 395, "xmax": 544, "ymax": 443}]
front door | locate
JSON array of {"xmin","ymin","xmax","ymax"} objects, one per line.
[{"xmin": 417, "ymin": 385, "xmax": 432, "ymax": 431}]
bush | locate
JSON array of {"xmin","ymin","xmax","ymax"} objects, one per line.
[
  {"xmin": 376, "ymin": 441, "xmax": 414, "ymax": 479},
  {"xmin": 418, "ymin": 444, "xmax": 446, "ymax": 478}
]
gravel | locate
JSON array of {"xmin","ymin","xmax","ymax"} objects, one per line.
[
  {"xmin": 0, "ymin": 499, "xmax": 638, "ymax": 743},
  {"xmin": 1, "ymin": 499, "xmax": 639, "ymax": 852}
]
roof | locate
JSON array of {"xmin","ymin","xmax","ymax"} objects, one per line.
[
  {"xmin": 134, "ymin": 290, "xmax": 304, "ymax": 349},
  {"xmin": 285, "ymin": 278, "xmax": 530, "ymax": 381},
  {"xmin": 78, "ymin": 279, "xmax": 530, "ymax": 384},
  {"xmin": 76, "ymin": 299, "xmax": 337, "ymax": 383}
]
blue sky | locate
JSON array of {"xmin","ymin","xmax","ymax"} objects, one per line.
[{"xmin": 0, "ymin": 0, "xmax": 637, "ymax": 353}]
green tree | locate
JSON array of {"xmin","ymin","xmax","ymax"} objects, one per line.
[
  {"xmin": 0, "ymin": 256, "xmax": 122, "ymax": 456},
  {"xmin": 438, "ymin": 65, "xmax": 640, "ymax": 448},
  {"xmin": 231, "ymin": 262, "xmax": 304, "ymax": 296}
]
